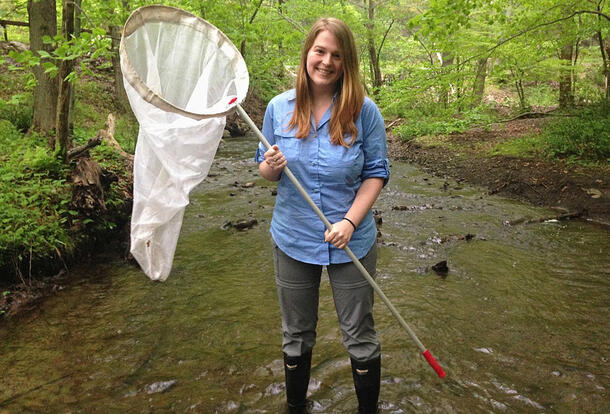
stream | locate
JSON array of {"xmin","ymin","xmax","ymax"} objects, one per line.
[{"xmin": 1, "ymin": 135, "xmax": 608, "ymax": 413}]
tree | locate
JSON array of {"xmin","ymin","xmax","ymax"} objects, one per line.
[
  {"xmin": 55, "ymin": 0, "xmax": 75, "ymax": 160},
  {"xmin": 366, "ymin": 0, "xmax": 382, "ymax": 89},
  {"xmin": 471, "ymin": 57, "xmax": 488, "ymax": 106},
  {"xmin": 592, "ymin": 0, "xmax": 610, "ymax": 100},
  {"xmin": 28, "ymin": 0, "xmax": 58, "ymax": 133}
]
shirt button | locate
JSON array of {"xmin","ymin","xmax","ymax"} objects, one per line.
[
  {"xmin": 311, "ymin": 161, "xmax": 316, "ymax": 166},
  {"xmin": 313, "ymin": 188, "xmax": 319, "ymax": 193}
]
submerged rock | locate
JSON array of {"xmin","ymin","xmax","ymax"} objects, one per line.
[
  {"xmin": 233, "ymin": 218, "xmax": 258, "ymax": 230},
  {"xmin": 431, "ymin": 260, "xmax": 449, "ymax": 276},
  {"xmin": 145, "ymin": 380, "xmax": 177, "ymax": 394},
  {"xmin": 221, "ymin": 218, "xmax": 258, "ymax": 231},
  {"xmin": 373, "ymin": 209, "xmax": 383, "ymax": 225}
]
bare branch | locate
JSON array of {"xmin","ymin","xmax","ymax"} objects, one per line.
[
  {"xmin": 276, "ymin": 10, "xmax": 306, "ymax": 34},
  {"xmin": 0, "ymin": 19, "xmax": 28, "ymax": 28},
  {"xmin": 376, "ymin": 18, "xmax": 394, "ymax": 59},
  {"xmin": 249, "ymin": 0, "xmax": 264, "ymax": 25},
  {"xmin": 67, "ymin": 135, "xmax": 102, "ymax": 160},
  {"xmin": 414, "ymin": 34, "xmax": 435, "ymax": 66},
  {"xmin": 67, "ymin": 0, "xmax": 95, "ymax": 29},
  {"xmin": 68, "ymin": 114, "xmax": 133, "ymax": 161}
]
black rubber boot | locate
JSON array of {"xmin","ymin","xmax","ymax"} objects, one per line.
[
  {"xmin": 350, "ymin": 356, "xmax": 381, "ymax": 414},
  {"xmin": 284, "ymin": 351, "xmax": 312, "ymax": 414}
]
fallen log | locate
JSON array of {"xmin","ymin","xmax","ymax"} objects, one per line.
[
  {"xmin": 385, "ymin": 119, "xmax": 401, "ymax": 130},
  {"xmin": 504, "ymin": 210, "xmax": 583, "ymax": 226},
  {"xmin": 497, "ymin": 110, "xmax": 572, "ymax": 123},
  {"xmin": 69, "ymin": 114, "xmax": 130, "ymax": 216},
  {"xmin": 100, "ymin": 114, "xmax": 134, "ymax": 162},
  {"xmin": 0, "ymin": 19, "xmax": 29, "ymax": 28},
  {"xmin": 71, "ymin": 157, "xmax": 107, "ymax": 212},
  {"xmin": 0, "ymin": 40, "xmax": 28, "ymax": 52},
  {"xmin": 67, "ymin": 113, "xmax": 134, "ymax": 162},
  {"xmin": 67, "ymin": 135, "xmax": 102, "ymax": 160}
]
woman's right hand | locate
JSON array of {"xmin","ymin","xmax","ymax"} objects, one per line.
[{"xmin": 260, "ymin": 145, "xmax": 287, "ymax": 181}]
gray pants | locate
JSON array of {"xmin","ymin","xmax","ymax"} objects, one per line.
[{"xmin": 272, "ymin": 242, "xmax": 381, "ymax": 362}]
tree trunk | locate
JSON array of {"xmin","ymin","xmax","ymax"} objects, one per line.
[
  {"xmin": 516, "ymin": 79, "xmax": 527, "ymax": 111},
  {"xmin": 472, "ymin": 58, "xmax": 488, "ymax": 106},
  {"xmin": 239, "ymin": 0, "xmax": 263, "ymax": 59},
  {"xmin": 71, "ymin": 157, "xmax": 107, "ymax": 213},
  {"xmin": 55, "ymin": 0, "xmax": 75, "ymax": 161},
  {"xmin": 28, "ymin": 0, "xmax": 58, "ymax": 135},
  {"xmin": 240, "ymin": 38, "xmax": 246, "ymax": 58},
  {"xmin": 366, "ymin": 0, "xmax": 382, "ymax": 90},
  {"xmin": 594, "ymin": 3, "xmax": 610, "ymax": 101},
  {"xmin": 606, "ymin": 38, "xmax": 610, "ymax": 101},
  {"xmin": 597, "ymin": 30, "xmax": 609, "ymax": 101},
  {"xmin": 439, "ymin": 52, "xmax": 453, "ymax": 108},
  {"xmin": 559, "ymin": 43, "xmax": 574, "ymax": 109},
  {"xmin": 110, "ymin": 25, "xmax": 130, "ymax": 112},
  {"xmin": 572, "ymin": 37, "xmax": 580, "ymax": 100},
  {"xmin": 68, "ymin": 0, "xmax": 82, "ymax": 132}
]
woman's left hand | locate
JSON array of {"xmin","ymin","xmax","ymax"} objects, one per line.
[{"xmin": 324, "ymin": 220, "xmax": 355, "ymax": 250}]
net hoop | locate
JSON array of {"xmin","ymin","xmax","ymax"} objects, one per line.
[{"xmin": 119, "ymin": 5, "xmax": 248, "ymax": 119}]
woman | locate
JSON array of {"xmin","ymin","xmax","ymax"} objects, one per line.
[{"xmin": 255, "ymin": 17, "xmax": 389, "ymax": 414}]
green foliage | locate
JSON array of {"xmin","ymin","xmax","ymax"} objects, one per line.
[
  {"xmin": 543, "ymin": 105, "xmax": 610, "ymax": 162},
  {"xmin": 392, "ymin": 105, "xmax": 495, "ymax": 140},
  {"xmin": 0, "ymin": 121, "xmax": 74, "ymax": 273},
  {"xmin": 490, "ymin": 105, "xmax": 610, "ymax": 163},
  {"xmin": 525, "ymin": 84, "xmax": 558, "ymax": 108},
  {"xmin": 489, "ymin": 133, "xmax": 547, "ymax": 158},
  {"xmin": 114, "ymin": 115, "xmax": 139, "ymax": 154},
  {"xmin": 0, "ymin": 93, "xmax": 33, "ymax": 132},
  {"xmin": 41, "ymin": 29, "xmax": 113, "ymax": 81},
  {"xmin": 8, "ymin": 28, "xmax": 113, "ymax": 83}
]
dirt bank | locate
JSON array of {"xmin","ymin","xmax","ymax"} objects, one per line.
[{"xmin": 387, "ymin": 118, "xmax": 610, "ymax": 226}]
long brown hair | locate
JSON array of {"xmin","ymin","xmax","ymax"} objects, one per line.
[{"xmin": 288, "ymin": 18, "xmax": 364, "ymax": 147}]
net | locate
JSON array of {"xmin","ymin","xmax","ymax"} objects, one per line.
[{"xmin": 120, "ymin": 5, "xmax": 249, "ymax": 281}]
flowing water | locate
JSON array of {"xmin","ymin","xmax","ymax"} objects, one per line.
[{"xmin": 1, "ymin": 136, "xmax": 608, "ymax": 413}]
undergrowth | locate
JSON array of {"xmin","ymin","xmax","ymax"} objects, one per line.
[
  {"xmin": 391, "ymin": 106, "xmax": 496, "ymax": 141},
  {"xmin": 491, "ymin": 104, "xmax": 610, "ymax": 164},
  {"xmin": 0, "ymin": 120, "xmax": 75, "ymax": 282},
  {"xmin": 543, "ymin": 104, "xmax": 610, "ymax": 162},
  {"xmin": 0, "ymin": 67, "xmax": 135, "ymax": 284}
]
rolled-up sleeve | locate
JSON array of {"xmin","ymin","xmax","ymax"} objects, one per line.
[
  {"xmin": 254, "ymin": 103, "xmax": 276, "ymax": 163},
  {"xmin": 361, "ymin": 99, "xmax": 390, "ymax": 185}
]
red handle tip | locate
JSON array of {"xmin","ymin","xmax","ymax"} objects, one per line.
[
  {"xmin": 423, "ymin": 349, "xmax": 446, "ymax": 378},
  {"xmin": 228, "ymin": 97, "xmax": 238, "ymax": 105}
]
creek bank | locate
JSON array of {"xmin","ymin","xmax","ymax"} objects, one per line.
[
  {"xmin": 0, "ymin": 96, "xmax": 266, "ymax": 320},
  {"xmin": 387, "ymin": 118, "xmax": 610, "ymax": 226}
]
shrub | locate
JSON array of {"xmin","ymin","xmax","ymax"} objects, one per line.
[
  {"xmin": 0, "ymin": 93, "xmax": 33, "ymax": 132},
  {"xmin": 544, "ymin": 104, "xmax": 610, "ymax": 162},
  {"xmin": 393, "ymin": 106, "xmax": 495, "ymax": 141},
  {"xmin": 0, "ymin": 121, "xmax": 73, "ymax": 280}
]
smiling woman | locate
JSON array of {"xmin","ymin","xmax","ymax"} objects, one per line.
[
  {"xmin": 254, "ymin": 17, "xmax": 390, "ymax": 414},
  {"xmin": 287, "ymin": 18, "xmax": 365, "ymax": 149},
  {"xmin": 306, "ymin": 30, "xmax": 344, "ymax": 102}
]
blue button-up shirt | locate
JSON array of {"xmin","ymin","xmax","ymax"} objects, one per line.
[{"xmin": 255, "ymin": 89, "xmax": 390, "ymax": 265}]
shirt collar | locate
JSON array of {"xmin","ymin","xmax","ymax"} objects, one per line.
[{"xmin": 289, "ymin": 88, "xmax": 337, "ymax": 130}]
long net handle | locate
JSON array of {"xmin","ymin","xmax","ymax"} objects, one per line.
[{"xmin": 235, "ymin": 103, "xmax": 446, "ymax": 378}]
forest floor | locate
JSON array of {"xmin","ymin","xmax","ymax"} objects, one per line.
[{"xmin": 387, "ymin": 117, "xmax": 610, "ymax": 226}]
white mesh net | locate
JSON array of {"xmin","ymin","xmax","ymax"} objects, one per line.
[{"xmin": 120, "ymin": 5, "xmax": 249, "ymax": 281}]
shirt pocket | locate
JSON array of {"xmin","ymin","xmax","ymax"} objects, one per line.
[
  {"xmin": 322, "ymin": 140, "xmax": 364, "ymax": 186},
  {"xmin": 274, "ymin": 127, "xmax": 302, "ymax": 163}
]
